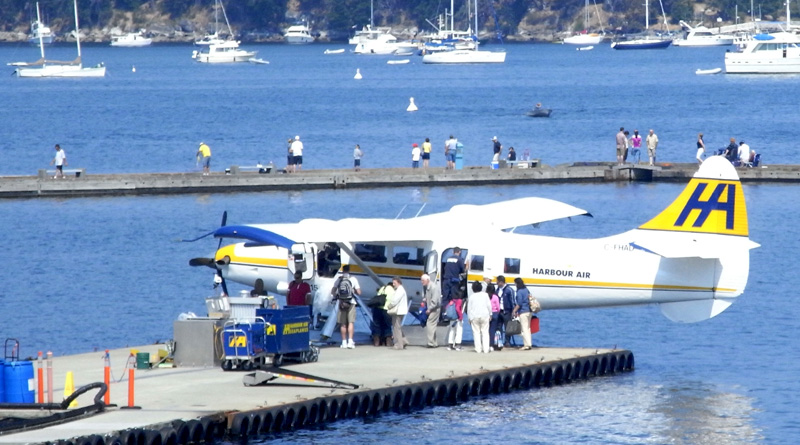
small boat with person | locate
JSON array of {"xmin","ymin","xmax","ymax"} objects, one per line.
[{"xmin": 526, "ymin": 103, "xmax": 552, "ymax": 117}]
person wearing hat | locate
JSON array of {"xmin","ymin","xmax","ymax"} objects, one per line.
[
  {"xmin": 492, "ymin": 136, "xmax": 502, "ymax": 162},
  {"xmin": 411, "ymin": 143, "xmax": 421, "ymax": 168},
  {"xmin": 197, "ymin": 142, "xmax": 211, "ymax": 175},
  {"xmin": 290, "ymin": 135, "xmax": 304, "ymax": 171}
]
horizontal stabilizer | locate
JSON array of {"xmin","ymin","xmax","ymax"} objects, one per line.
[
  {"xmin": 631, "ymin": 235, "xmax": 760, "ymax": 259},
  {"xmin": 659, "ymin": 299, "xmax": 733, "ymax": 323}
]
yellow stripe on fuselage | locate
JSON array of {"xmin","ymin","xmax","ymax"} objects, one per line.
[
  {"xmin": 638, "ymin": 178, "xmax": 748, "ymax": 236},
  {"xmin": 467, "ymin": 273, "xmax": 734, "ymax": 293}
]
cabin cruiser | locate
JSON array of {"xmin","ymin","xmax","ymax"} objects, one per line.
[
  {"xmin": 110, "ymin": 31, "xmax": 152, "ymax": 47},
  {"xmin": 28, "ymin": 19, "xmax": 54, "ymax": 45},
  {"xmin": 673, "ymin": 22, "xmax": 733, "ymax": 47},
  {"xmin": 351, "ymin": 26, "xmax": 417, "ymax": 55},
  {"xmin": 725, "ymin": 32, "xmax": 800, "ymax": 74},
  {"xmin": 284, "ymin": 24, "xmax": 314, "ymax": 44},
  {"xmin": 192, "ymin": 40, "xmax": 256, "ymax": 63}
]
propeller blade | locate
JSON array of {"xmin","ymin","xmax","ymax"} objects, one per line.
[
  {"xmin": 189, "ymin": 257, "xmax": 217, "ymax": 268},
  {"xmin": 217, "ymin": 211, "xmax": 228, "ymax": 251}
]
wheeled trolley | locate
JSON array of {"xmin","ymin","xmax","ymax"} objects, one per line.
[{"xmin": 220, "ymin": 306, "xmax": 319, "ymax": 371}]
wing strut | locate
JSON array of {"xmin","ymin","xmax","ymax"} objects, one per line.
[{"xmin": 336, "ymin": 242, "xmax": 387, "ymax": 288}]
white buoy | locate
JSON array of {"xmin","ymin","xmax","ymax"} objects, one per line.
[
  {"xmin": 354, "ymin": 68, "xmax": 362, "ymax": 80},
  {"xmin": 407, "ymin": 97, "xmax": 418, "ymax": 112},
  {"xmin": 131, "ymin": 65, "xmax": 136, "ymax": 73}
]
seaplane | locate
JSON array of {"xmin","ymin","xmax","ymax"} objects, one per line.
[{"xmin": 189, "ymin": 157, "xmax": 758, "ymax": 324}]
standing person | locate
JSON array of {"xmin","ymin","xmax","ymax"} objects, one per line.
[
  {"xmin": 353, "ymin": 144, "xmax": 363, "ymax": 171},
  {"xmin": 738, "ymin": 140, "xmax": 750, "ymax": 165},
  {"xmin": 411, "ymin": 143, "xmax": 421, "ymax": 168},
  {"xmin": 287, "ymin": 271, "xmax": 311, "ymax": 307},
  {"xmin": 369, "ymin": 282, "xmax": 393, "ymax": 346},
  {"xmin": 487, "ymin": 283, "xmax": 501, "ymax": 350},
  {"xmin": 447, "ymin": 288, "xmax": 465, "ymax": 351},
  {"xmin": 197, "ymin": 142, "xmax": 211, "ymax": 175},
  {"xmin": 724, "ymin": 138, "xmax": 738, "ymax": 163},
  {"xmin": 331, "ymin": 265, "xmax": 361, "ymax": 349},
  {"xmin": 623, "ymin": 130, "xmax": 631, "ymax": 163},
  {"xmin": 467, "ymin": 281, "xmax": 492, "ymax": 353},
  {"xmin": 442, "ymin": 247, "xmax": 465, "ymax": 313},
  {"xmin": 497, "ymin": 275, "xmax": 515, "ymax": 348},
  {"xmin": 646, "ymin": 129, "xmax": 659, "ymax": 166},
  {"xmin": 511, "ymin": 277, "xmax": 533, "ymax": 350},
  {"xmin": 422, "ymin": 137, "xmax": 432, "ymax": 168},
  {"xmin": 696, "ymin": 133, "xmax": 705, "ymax": 165},
  {"xmin": 50, "ymin": 144, "xmax": 67, "ymax": 179},
  {"xmin": 291, "ymin": 135, "xmax": 304, "ymax": 171},
  {"xmin": 386, "ymin": 276, "xmax": 409, "ymax": 350},
  {"xmin": 286, "ymin": 138, "xmax": 294, "ymax": 173},
  {"xmin": 421, "ymin": 274, "xmax": 441, "ymax": 348},
  {"xmin": 630, "ymin": 130, "xmax": 642, "ymax": 164},
  {"xmin": 445, "ymin": 135, "xmax": 457, "ymax": 170},
  {"xmin": 492, "ymin": 136, "xmax": 502, "ymax": 164},
  {"xmin": 615, "ymin": 127, "xmax": 626, "ymax": 165}
]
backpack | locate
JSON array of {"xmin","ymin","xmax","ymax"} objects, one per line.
[{"xmin": 337, "ymin": 277, "xmax": 354, "ymax": 310}]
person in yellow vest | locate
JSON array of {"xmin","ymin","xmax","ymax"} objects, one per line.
[{"xmin": 197, "ymin": 142, "xmax": 211, "ymax": 175}]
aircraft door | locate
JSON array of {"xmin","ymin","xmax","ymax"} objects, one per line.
[
  {"xmin": 289, "ymin": 243, "xmax": 316, "ymax": 281},
  {"xmin": 424, "ymin": 251, "xmax": 439, "ymax": 280}
]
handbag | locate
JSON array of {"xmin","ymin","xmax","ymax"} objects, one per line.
[
  {"xmin": 528, "ymin": 293, "xmax": 542, "ymax": 314},
  {"xmin": 444, "ymin": 301, "xmax": 457, "ymax": 320},
  {"xmin": 505, "ymin": 317, "xmax": 522, "ymax": 336}
]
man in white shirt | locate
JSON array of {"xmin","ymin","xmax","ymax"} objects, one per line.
[
  {"xmin": 738, "ymin": 141, "xmax": 750, "ymax": 165},
  {"xmin": 291, "ymin": 135, "xmax": 304, "ymax": 171}
]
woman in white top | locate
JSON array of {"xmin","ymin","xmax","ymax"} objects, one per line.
[
  {"xmin": 467, "ymin": 280, "xmax": 492, "ymax": 353},
  {"xmin": 387, "ymin": 276, "xmax": 409, "ymax": 350}
]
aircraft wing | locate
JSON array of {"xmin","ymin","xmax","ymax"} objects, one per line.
[{"xmin": 427, "ymin": 197, "xmax": 592, "ymax": 230}]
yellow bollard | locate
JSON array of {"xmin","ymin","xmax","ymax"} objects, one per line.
[{"xmin": 64, "ymin": 371, "xmax": 78, "ymax": 407}]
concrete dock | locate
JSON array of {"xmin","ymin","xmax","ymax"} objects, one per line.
[
  {"xmin": 0, "ymin": 332, "xmax": 632, "ymax": 444},
  {"xmin": 1, "ymin": 162, "xmax": 798, "ymax": 199}
]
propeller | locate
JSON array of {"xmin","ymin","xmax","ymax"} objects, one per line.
[{"xmin": 187, "ymin": 211, "xmax": 229, "ymax": 296}]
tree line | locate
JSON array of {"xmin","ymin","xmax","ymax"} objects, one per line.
[{"xmin": 1, "ymin": 0, "xmax": 791, "ymax": 37}]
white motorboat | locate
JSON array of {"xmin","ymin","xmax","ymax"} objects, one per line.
[
  {"xmin": 324, "ymin": 48, "xmax": 345, "ymax": 54},
  {"xmin": 27, "ymin": 10, "xmax": 55, "ymax": 46},
  {"xmin": 387, "ymin": 59, "xmax": 410, "ymax": 64},
  {"xmin": 284, "ymin": 24, "xmax": 314, "ymax": 44},
  {"xmin": 725, "ymin": 32, "xmax": 800, "ymax": 74},
  {"xmin": 352, "ymin": 26, "xmax": 417, "ymax": 55},
  {"xmin": 673, "ymin": 21, "xmax": 734, "ymax": 47},
  {"xmin": 577, "ymin": 45, "xmax": 594, "ymax": 51},
  {"xmin": 695, "ymin": 67, "xmax": 722, "ymax": 75},
  {"xmin": 14, "ymin": 0, "xmax": 105, "ymax": 78},
  {"xmin": 192, "ymin": 40, "xmax": 256, "ymax": 63},
  {"xmin": 422, "ymin": 47, "xmax": 506, "ymax": 64},
  {"xmin": 110, "ymin": 31, "xmax": 152, "ymax": 47}
]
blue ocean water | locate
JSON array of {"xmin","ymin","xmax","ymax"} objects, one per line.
[{"xmin": 1, "ymin": 43, "xmax": 799, "ymax": 443}]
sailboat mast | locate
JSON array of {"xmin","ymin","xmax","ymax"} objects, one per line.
[
  {"xmin": 35, "ymin": 2, "xmax": 45, "ymax": 58},
  {"xmin": 73, "ymin": 0, "xmax": 81, "ymax": 58},
  {"xmin": 371, "ymin": 0, "xmax": 374, "ymax": 28},
  {"xmin": 450, "ymin": 0, "xmax": 454, "ymax": 34}
]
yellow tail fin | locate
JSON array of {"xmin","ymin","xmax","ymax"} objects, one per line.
[{"xmin": 638, "ymin": 157, "xmax": 749, "ymax": 237}]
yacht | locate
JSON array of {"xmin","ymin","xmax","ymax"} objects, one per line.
[
  {"xmin": 192, "ymin": 40, "xmax": 256, "ymax": 63},
  {"xmin": 110, "ymin": 31, "xmax": 152, "ymax": 47},
  {"xmin": 284, "ymin": 24, "xmax": 314, "ymax": 44},
  {"xmin": 28, "ymin": 18, "xmax": 55, "ymax": 46},
  {"xmin": 563, "ymin": 32, "xmax": 605, "ymax": 45},
  {"xmin": 421, "ymin": 46, "xmax": 506, "ymax": 64},
  {"xmin": 725, "ymin": 32, "xmax": 800, "ymax": 74},
  {"xmin": 673, "ymin": 22, "xmax": 734, "ymax": 47},
  {"xmin": 351, "ymin": 26, "xmax": 417, "ymax": 55}
]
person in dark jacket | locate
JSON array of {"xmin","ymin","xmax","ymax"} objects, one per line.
[{"xmin": 511, "ymin": 277, "xmax": 533, "ymax": 350}]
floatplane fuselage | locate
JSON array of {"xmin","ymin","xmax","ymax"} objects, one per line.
[{"xmin": 191, "ymin": 157, "xmax": 758, "ymax": 323}]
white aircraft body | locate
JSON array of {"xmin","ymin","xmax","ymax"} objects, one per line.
[{"xmin": 190, "ymin": 157, "xmax": 759, "ymax": 323}]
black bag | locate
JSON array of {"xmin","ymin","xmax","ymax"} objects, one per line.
[
  {"xmin": 505, "ymin": 318, "xmax": 522, "ymax": 336},
  {"xmin": 339, "ymin": 299, "xmax": 353, "ymax": 311}
]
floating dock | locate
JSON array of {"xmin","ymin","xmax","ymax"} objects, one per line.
[
  {"xmin": 1, "ymin": 163, "xmax": 797, "ymax": 199},
  {"xmin": 0, "ymin": 333, "xmax": 633, "ymax": 444}
]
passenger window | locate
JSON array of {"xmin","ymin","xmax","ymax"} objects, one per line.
[
  {"xmin": 392, "ymin": 246, "xmax": 424, "ymax": 265},
  {"xmin": 470, "ymin": 255, "xmax": 485, "ymax": 271},
  {"xmin": 354, "ymin": 243, "xmax": 387, "ymax": 263},
  {"xmin": 504, "ymin": 258, "xmax": 520, "ymax": 274}
]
